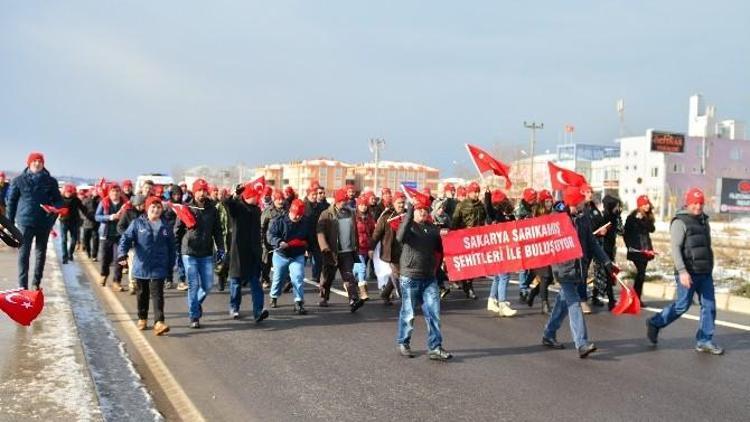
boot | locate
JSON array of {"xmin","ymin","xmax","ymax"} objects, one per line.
[
  {"xmin": 497, "ymin": 301, "xmax": 517, "ymax": 317},
  {"xmin": 358, "ymin": 284, "xmax": 369, "ymax": 301},
  {"xmin": 137, "ymin": 319, "xmax": 147, "ymax": 330},
  {"xmin": 270, "ymin": 298, "xmax": 278, "ymax": 308},
  {"xmin": 350, "ymin": 298, "xmax": 365, "ymax": 313},
  {"xmin": 294, "ymin": 301, "xmax": 307, "ymax": 315},
  {"xmin": 541, "ymin": 299, "xmax": 551, "ymax": 315},
  {"xmin": 439, "ymin": 287, "xmax": 450, "ymax": 300},
  {"xmin": 100, "ymin": 276, "xmax": 108, "ymax": 286},
  {"xmin": 111, "ymin": 281, "xmax": 124, "ymax": 292},
  {"xmin": 283, "ymin": 282, "xmax": 293, "ymax": 293},
  {"xmin": 218, "ymin": 277, "xmax": 226, "ymax": 292},
  {"xmin": 487, "ymin": 298, "xmax": 500, "ymax": 313},
  {"xmin": 153, "ymin": 321, "xmax": 170, "ymax": 336},
  {"xmin": 526, "ymin": 287, "xmax": 538, "ymax": 307},
  {"xmin": 177, "ymin": 281, "xmax": 189, "ymax": 291},
  {"xmin": 380, "ymin": 283, "xmax": 394, "ymax": 305}
]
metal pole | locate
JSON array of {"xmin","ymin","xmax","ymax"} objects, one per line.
[
  {"xmin": 524, "ymin": 121, "xmax": 544, "ymax": 187},
  {"xmin": 369, "ymin": 138, "xmax": 385, "ymax": 193}
]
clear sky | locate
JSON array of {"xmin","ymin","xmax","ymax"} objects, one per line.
[{"xmin": 1, "ymin": 1, "xmax": 748, "ymax": 179}]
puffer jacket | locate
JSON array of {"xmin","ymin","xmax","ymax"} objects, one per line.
[
  {"xmin": 174, "ymin": 198, "xmax": 224, "ymax": 258},
  {"xmin": 118, "ymin": 215, "xmax": 175, "ymax": 279},
  {"xmin": 451, "ymin": 198, "xmax": 487, "ymax": 229},
  {"xmin": 5, "ymin": 168, "xmax": 62, "ymax": 229},
  {"xmin": 355, "ymin": 210, "xmax": 376, "ymax": 255},
  {"xmin": 551, "ymin": 210, "xmax": 611, "ymax": 283}
]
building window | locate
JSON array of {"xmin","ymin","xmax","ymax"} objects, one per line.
[
  {"xmin": 633, "ymin": 165, "xmax": 637, "ymax": 171},
  {"xmin": 671, "ymin": 164, "xmax": 684, "ymax": 174},
  {"xmin": 319, "ymin": 167, "xmax": 327, "ymax": 181},
  {"xmin": 625, "ymin": 165, "xmax": 629, "ymax": 171},
  {"xmin": 731, "ymin": 148, "xmax": 742, "ymax": 160}
]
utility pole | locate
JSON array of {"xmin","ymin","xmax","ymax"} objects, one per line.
[
  {"xmin": 523, "ymin": 121, "xmax": 544, "ymax": 188},
  {"xmin": 369, "ymin": 138, "xmax": 386, "ymax": 193}
]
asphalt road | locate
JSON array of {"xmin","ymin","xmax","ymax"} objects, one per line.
[{"xmin": 84, "ymin": 260, "xmax": 750, "ymax": 422}]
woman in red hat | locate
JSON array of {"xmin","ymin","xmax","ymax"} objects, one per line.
[
  {"xmin": 353, "ymin": 195, "xmax": 376, "ymax": 301},
  {"xmin": 525, "ymin": 189, "xmax": 555, "ymax": 314},
  {"xmin": 624, "ymin": 194, "xmax": 656, "ymax": 304}
]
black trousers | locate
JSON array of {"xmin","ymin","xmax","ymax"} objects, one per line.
[
  {"xmin": 136, "ymin": 278, "xmax": 165, "ymax": 322},
  {"xmin": 530, "ymin": 266, "xmax": 554, "ymax": 301},
  {"xmin": 632, "ymin": 259, "xmax": 648, "ymax": 299},
  {"xmin": 261, "ymin": 251, "xmax": 273, "ymax": 283},
  {"xmin": 320, "ymin": 252, "xmax": 358, "ymax": 301},
  {"xmin": 100, "ymin": 237, "xmax": 123, "ymax": 281},
  {"xmin": 82, "ymin": 227, "xmax": 99, "ymax": 259}
]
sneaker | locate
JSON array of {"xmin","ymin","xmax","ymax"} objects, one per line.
[
  {"xmin": 231, "ymin": 311, "xmax": 240, "ymax": 320},
  {"xmin": 262, "ymin": 281, "xmax": 271, "ymax": 289},
  {"xmin": 427, "ymin": 347, "xmax": 453, "ymax": 361},
  {"xmin": 591, "ymin": 297, "xmax": 604, "ymax": 307},
  {"xmin": 92, "ymin": 257, "xmax": 98, "ymax": 262},
  {"xmin": 695, "ymin": 342, "xmax": 724, "ymax": 355},
  {"xmin": 165, "ymin": 281, "xmax": 175, "ymax": 290},
  {"xmin": 398, "ymin": 344, "xmax": 415, "ymax": 358},
  {"xmin": 350, "ymin": 298, "xmax": 365, "ymax": 313},
  {"xmin": 137, "ymin": 319, "xmax": 147, "ymax": 330},
  {"xmin": 318, "ymin": 299, "xmax": 328, "ymax": 308},
  {"xmin": 154, "ymin": 321, "xmax": 170, "ymax": 336},
  {"xmin": 111, "ymin": 281, "xmax": 125, "ymax": 292},
  {"xmin": 487, "ymin": 298, "xmax": 500, "ymax": 313},
  {"xmin": 270, "ymin": 298, "xmax": 278, "ymax": 308},
  {"xmin": 578, "ymin": 343, "xmax": 597, "ymax": 359},
  {"xmin": 439, "ymin": 287, "xmax": 450, "ymax": 300},
  {"xmin": 498, "ymin": 301, "xmax": 518, "ymax": 317},
  {"xmin": 294, "ymin": 301, "xmax": 307, "ymax": 315},
  {"xmin": 100, "ymin": 276, "xmax": 108, "ymax": 286},
  {"xmin": 646, "ymin": 321, "xmax": 659, "ymax": 345},
  {"xmin": 254, "ymin": 309, "xmax": 269, "ymax": 323},
  {"xmin": 129, "ymin": 282, "xmax": 137, "ymax": 295},
  {"xmin": 467, "ymin": 288, "xmax": 478, "ymax": 300},
  {"xmin": 176, "ymin": 282, "xmax": 189, "ymax": 291},
  {"xmin": 580, "ymin": 302, "xmax": 592, "ymax": 314},
  {"xmin": 189, "ymin": 320, "xmax": 201, "ymax": 329},
  {"xmin": 542, "ymin": 337, "xmax": 565, "ymax": 349}
]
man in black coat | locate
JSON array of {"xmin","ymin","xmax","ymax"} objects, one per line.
[
  {"xmin": 224, "ymin": 183, "xmax": 268, "ymax": 322},
  {"xmin": 80, "ymin": 189, "xmax": 101, "ymax": 261},
  {"xmin": 59, "ymin": 183, "xmax": 85, "ymax": 264}
]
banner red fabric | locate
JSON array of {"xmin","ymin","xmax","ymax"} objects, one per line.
[{"xmin": 442, "ymin": 213, "xmax": 583, "ymax": 281}]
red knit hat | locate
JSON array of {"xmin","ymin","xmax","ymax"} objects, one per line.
[
  {"xmin": 636, "ymin": 194, "xmax": 650, "ymax": 208},
  {"xmin": 393, "ymin": 192, "xmax": 406, "ymax": 201},
  {"xmin": 192, "ymin": 179, "xmax": 209, "ymax": 194},
  {"xmin": 579, "ymin": 183, "xmax": 593, "ymax": 195},
  {"xmin": 563, "ymin": 185, "xmax": 585, "ymax": 207},
  {"xmin": 381, "ymin": 187, "xmax": 392, "ymax": 196},
  {"xmin": 284, "ymin": 186, "xmax": 296, "ymax": 197},
  {"xmin": 334, "ymin": 188, "xmax": 348, "ymax": 204},
  {"xmin": 26, "ymin": 152, "xmax": 45, "ymax": 167},
  {"xmin": 263, "ymin": 186, "xmax": 273, "ymax": 196},
  {"xmin": 122, "ymin": 179, "xmax": 133, "ymax": 188},
  {"xmin": 443, "ymin": 183, "xmax": 455, "ymax": 193},
  {"xmin": 538, "ymin": 189, "xmax": 553, "ymax": 203},
  {"xmin": 62, "ymin": 183, "xmax": 76, "ymax": 195},
  {"xmin": 272, "ymin": 189, "xmax": 284, "ymax": 201},
  {"xmin": 491, "ymin": 189, "xmax": 507, "ymax": 204},
  {"xmin": 414, "ymin": 194, "xmax": 432, "ymax": 210},
  {"xmin": 145, "ymin": 196, "xmax": 163, "ymax": 210},
  {"xmin": 457, "ymin": 186, "xmax": 467, "ymax": 197},
  {"xmin": 421, "ymin": 187, "xmax": 432, "ymax": 196},
  {"xmin": 289, "ymin": 199, "xmax": 305, "ymax": 218},
  {"xmin": 523, "ymin": 188, "xmax": 537, "ymax": 203},
  {"xmin": 467, "ymin": 182, "xmax": 481, "ymax": 193},
  {"xmin": 356, "ymin": 195, "xmax": 369, "ymax": 207},
  {"xmin": 685, "ymin": 187, "xmax": 705, "ymax": 205},
  {"xmin": 209, "ymin": 184, "xmax": 219, "ymax": 193}
]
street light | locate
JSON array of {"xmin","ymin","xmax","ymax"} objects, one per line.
[
  {"xmin": 369, "ymin": 138, "xmax": 386, "ymax": 193},
  {"xmin": 523, "ymin": 121, "xmax": 544, "ymax": 187}
]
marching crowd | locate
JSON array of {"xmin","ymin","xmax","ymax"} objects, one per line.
[{"xmin": 2, "ymin": 151, "xmax": 724, "ymax": 360}]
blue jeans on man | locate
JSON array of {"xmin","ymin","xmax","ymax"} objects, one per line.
[
  {"xmin": 649, "ymin": 273, "xmax": 716, "ymax": 345},
  {"xmin": 182, "ymin": 255, "xmax": 214, "ymax": 321},
  {"xmin": 17, "ymin": 225, "xmax": 50, "ymax": 289},
  {"xmin": 544, "ymin": 282, "xmax": 589, "ymax": 349},
  {"xmin": 229, "ymin": 270, "xmax": 264, "ymax": 319},
  {"xmin": 397, "ymin": 277, "xmax": 443, "ymax": 350},
  {"xmin": 270, "ymin": 252, "xmax": 305, "ymax": 302},
  {"xmin": 518, "ymin": 269, "xmax": 530, "ymax": 293},
  {"xmin": 490, "ymin": 273, "xmax": 511, "ymax": 302}
]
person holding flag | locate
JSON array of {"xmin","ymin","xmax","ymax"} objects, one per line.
[
  {"xmin": 59, "ymin": 183, "xmax": 84, "ymax": 264},
  {"xmin": 95, "ymin": 183, "xmax": 128, "ymax": 291},
  {"xmin": 371, "ymin": 192, "xmax": 407, "ymax": 305},
  {"xmin": 624, "ymin": 194, "xmax": 656, "ymax": 304},
  {"xmin": 5, "ymin": 152, "xmax": 63, "ymax": 290},
  {"xmin": 542, "ymin": 185, "xmax": 618, "ymax": 358},
  {"xmin": 395, "ymin": 190, "xmax": 451, "ymax": 361}
]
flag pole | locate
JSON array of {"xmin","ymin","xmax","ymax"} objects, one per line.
[{"xmin": 464, "ymin": 144, "xmax": 486, "ymax": 184}]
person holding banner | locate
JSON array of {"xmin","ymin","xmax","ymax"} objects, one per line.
[
  {"xmin": 372, "ymin": 192, "xmax": 407, "ymax": 305},
  {"xmin": 451, "ymin": 181, "xmax": 486, "ymax": 299},
  {"xmin": 542, "ymin": 185, "xmax": 618, "ymax": 358},
  {"xmin": 515, "ymin": 188, "xmax": 537, "ymax": 302},
  {"xmin": 525, "ymin": 189, "xmax": 555, "ymax": 314},
  {"xmin": 395, "ymin": 195, "xmax": 451, "ymax": 361},
  {"xmin": 484, "ymin": 188, "xmax": 517, "ymax": 317}
]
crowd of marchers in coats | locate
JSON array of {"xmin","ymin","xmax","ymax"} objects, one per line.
[{"xmin": 2, "ymin": 151, "xmax": 724, "ymax": 359}]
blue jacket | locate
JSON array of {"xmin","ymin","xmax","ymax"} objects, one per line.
[
  {"xmin": 267, "ymin": 214, "xmax": 311, "ymax": 258},
  {"xmin": 552, "ymin": 210, "xmax": 611, "ymax": 283},
  {"xmin": 118, "ymin": 215, "xmax": 175, "ymax": 280},
  {"xmin": 6, "ymin": 168, "xmax": 62, "ymax": 229},
  {"xmin": 95, "ymin": 199, "xmax": 125, "ymax": 239}
]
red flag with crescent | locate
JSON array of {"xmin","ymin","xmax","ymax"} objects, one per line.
[
  {"xmin": 169, "ymin": 203, "xmax": 197, "ymax": 229},
  {"xmin": 548, "ymin": 161, "xmax": 587, "ymax": 191},
  {"xmin": 0, "ymin": 288, "xmax": 44, "ymax": 326},
  {"xmin": 466, "ymin": 144, "xmax": 512, "ymax": 189}
]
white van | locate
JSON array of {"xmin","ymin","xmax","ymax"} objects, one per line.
[{"xmin": 135, "ymin": 173, "xmax": 174, "ymax": 194}]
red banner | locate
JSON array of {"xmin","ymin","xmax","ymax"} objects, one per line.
[{"xmin": 442, "ymin": 213, "xmax": 582, "ymax": 281}]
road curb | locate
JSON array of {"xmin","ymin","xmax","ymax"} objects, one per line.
[
  {"xmin": 642, "ymin": 281, "xmax": 750, "ymax": 315},
  {"xmin": 78, "ymin": 258, "xmax": 206, "ymax": 422}
]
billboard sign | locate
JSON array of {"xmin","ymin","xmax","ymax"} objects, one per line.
[
  {"xmin": 717, "ymin": 177, "xmax": 750, "ymax": 214},
  {"xmin": 650, "ymin": 131, "xmax": 685, "ymax": 153}
]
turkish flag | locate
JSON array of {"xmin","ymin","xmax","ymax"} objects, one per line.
[
  {"xmin": 400, "ymin": 184, "xmax": 432, "ymax": 209},
  {"xmin": 466, "ymin": 144, "xmax": 512, "ymax": 189},
  {"xmin": 0, "ymin": 288, "xmax": 44, "ymax": 326},
  {"xmin": 40, "ymin": 204, "xmax": 62, "ymax": 214},
  {"xmin": 548, "ymin": 161, "xmax": 587, "ymax": 191},
  {"xmin": 169, "ymin": 203, "xmax": 197, "ymax": 229},
  {"xmin": 248, "ymin": 176, "xmax": 266, "ymax": 194}
]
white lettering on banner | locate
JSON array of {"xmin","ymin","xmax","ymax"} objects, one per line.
[
  {"xmin": 451, "ymin": 249, "xmax": 506, "ymax": 271},
  {"xmin": 511, "ymin": 223, "xmax": 561, "ymax": 242},
  {"xmin": 462, "ymin": 230, "xmax": 511, "ymax": 249},
  {"xmin": 523, "ymin": 236, "xmax": 576, "ymax": 258}
]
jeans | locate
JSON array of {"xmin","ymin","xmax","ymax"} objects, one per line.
[
  {"xmin": 310, "ymin": 249, "xmax": 323, "ymax": 282},
  {"xmin": 397, "ymin": 277, "xmax": 443, "ymax": 350},
  {"xmin": 518, "ymin": 269, "xmax": 530, "ymax": 292},
  {"xmin": 175, "ymin": 251, "xmax": 185, "ymax": 282},
  {"xmin": 353, "ymin": 253, "xmax": 370, "ymax": 285},
  {"xmin": 17, "ymin": 225, "xmax": 50, "ymax": 289},
  {"xmin": 270, "ymin": 252, "xmax": 305, "ymax": 302},
  {"xmin": 649, "ymin": 273, "xmax": 716, "ymax": 345},
  {"xmin": 100, "ymin": 237, "xmax": 123, "ymax": 281},
  {"xmin": 577, "ymin": 258, "xmax": 591, "ymax": 300},
  {"xmin": 544, "ymin": 282, "xmax": 589, "ymax": 349},
  {"xmin": 182, "ymin": 255, "xmax": 214, "ymax": 321},
  {"xmin": 490, "ymin": 273, "xmax": 511, "ymax": 302},
  {"xmin": 60, "ymin": 221, "xmax": 79, "ymax": 260},
  {"xmin": 136, "ymin": 278, "xmax": 165, "ymax": 322},
  {"xmin": 229, "ymin": 273, "xmax": 264, "ymax": 318}
]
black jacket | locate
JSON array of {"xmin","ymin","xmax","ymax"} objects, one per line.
[
  {"xmin": 223, "ymin": 197, "xmax": 263, "ymax": 278},
  {"xmin": 174, "ymin": 199, "xmax": 224, "ymax": 258},
  {"xmin": 624, "ymin": 211, "xmax": 655, "ymax": 262},
  {"xmin": 600, "ymin": 195, "xmax": 623, "ymax": 258},
  {"xmin": 117, "ymin": 208, "xmax": 144, "ymax": 235},
  {"xmin": 80, "ymin": 196, "xmax": 100, "ymax": 230},
  {"xmin": 59, "ymin": 195, "xmax": 84, "ymax": 227},
  {"xmin": 396, "ymin": 204, "xmax": 443, "ymax": 280},
  {"xmin": 551, "ymin": 211, "xmax": 611, "ymax": 284}
]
